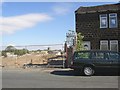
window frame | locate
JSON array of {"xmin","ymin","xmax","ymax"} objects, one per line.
[
  {"xmin": 109, "ymin": 13, "xmax": 118, "ymax": 28},
  {"xmin": 100, "ymin": 14, "xmax": 108, "ymax": 28},
  {"xmin": 110, "ymin": 40, "xmax": 118, "ymax": 52}
]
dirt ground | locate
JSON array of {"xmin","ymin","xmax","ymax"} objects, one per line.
[{"xmin": 1, "ymin": 53, "xmax": 62, "ymax": 68}]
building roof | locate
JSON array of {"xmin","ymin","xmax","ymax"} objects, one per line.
[{"xmin": 75, "ymin": 3, "xmax": 120, "ymax": 14}]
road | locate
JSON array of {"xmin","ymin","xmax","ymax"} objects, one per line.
[{"xmin": 2, "ymin": 68, "xmax": 119, "ymax": 88}]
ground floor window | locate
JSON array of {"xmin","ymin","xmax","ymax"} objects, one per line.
[
  {"xmin": 110, "ymin": 40, "xmax": 118, "ymax": 51},
  {"xmin": 100, "ymin": 40, "xmax": 108, "ymax": 50},
  {"xmin": 100, "ymin": 40, "xmax": 118, "ymax": 51}
]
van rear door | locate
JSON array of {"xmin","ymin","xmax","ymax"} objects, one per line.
[{"xmin": 107, "ymin": 52, "xmax": 119, "ymax": 69}]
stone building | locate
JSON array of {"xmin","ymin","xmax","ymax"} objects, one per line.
[{"xmin": 75, "ymin": 3, "xmax": 120, "ymax": 52}]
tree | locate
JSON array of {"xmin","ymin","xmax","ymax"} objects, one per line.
[
  {"xmin": 76, "ymin": 33, "xmax": 84, "ymax": 51},
  {"xmin": 2, "ymin": 45, "xmax": 29, "ymax": 57},
  {"xmin": 5, "ymin": 45, "xmax": 16, "ymax": 52},
  {"xmin": 1, "ymin": 51, "xmax": 7, "ymax": 57}
]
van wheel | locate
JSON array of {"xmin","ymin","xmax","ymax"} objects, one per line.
[{"xmin": 83, "ymin": 66, "xmax": 94, "ymax": 76}]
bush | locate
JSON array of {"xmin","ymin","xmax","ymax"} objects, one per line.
[
  {"xmin": 1, "ymin": 51, "xmax": 7, "ymax": 57},
  {"xmin": 14, "ymin": 49, "xmax": 29, "ymax": 56}
]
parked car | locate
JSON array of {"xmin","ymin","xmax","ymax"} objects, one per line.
[{"xmin": 70, "ymin": 50, "xmax": 120, "ymax": 76}]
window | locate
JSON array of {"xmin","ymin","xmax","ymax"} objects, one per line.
[
  {"xmin": 109, "ymin": 13, "xmax": 117, "ymax": 28},
  {"xmin": 107, "ymin": 52, "xmax": 119, "ymax": 60},
  {"xmin": 83, "ymin": 41, "xmax": 91, "ymax": 50},
  {"xmin": 75, "ymin": 52, "xmax": 90, "ymax": 59},
  {"xmin": 100, "ymin": 14, "xmax": 108, "ymax": 28},
  {"xmin": 92, "ymin": 52, "xmax": 104, "ymax": 59},
  {"xmin": 100, "ymin": 40, "xmax": 108, "ymax": 50},
  {"xmin": 110, "ymin": 40, "xmax": 118, "ymax": 51}
]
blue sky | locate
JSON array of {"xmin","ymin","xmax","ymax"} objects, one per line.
[{"xmin": 1, "ymin": 2, "xmax": 116, "ymax": 46}]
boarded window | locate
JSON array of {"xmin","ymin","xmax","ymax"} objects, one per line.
[
  {"xmin": 110, "ymin": 40, "xmax": 118, "ymax": 51},
  {"xmin": 100, "ymin": 40, "xmax": 108, "ymax": 50}
]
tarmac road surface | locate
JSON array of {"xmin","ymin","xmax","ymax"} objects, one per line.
[{"xmin": 2, "ymin": 68, "xmax": 119, "ymax": 88}]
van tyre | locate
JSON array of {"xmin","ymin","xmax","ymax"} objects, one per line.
[{"xmin": 83, "ymin": 66, "xmax": 94, "ymax": 76}]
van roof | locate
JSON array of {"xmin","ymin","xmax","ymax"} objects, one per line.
[{"xmin": 74, "ymin": 50, "xmax": 119, "ymax": 53}]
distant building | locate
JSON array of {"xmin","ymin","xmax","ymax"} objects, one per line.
[
  {"xmin": 6, "ymin": 52, "xmax": 17, "ymax": 57},
  {"xmin": 48, "ymin": 50, "xmax": 61, "ymax": 56},
  {"xmin": 75, "ymin": 3, "xmax": 120, "ymax": 52}
]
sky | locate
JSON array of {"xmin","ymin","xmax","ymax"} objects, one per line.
[{"xmin": 1, "ymin": 2, "xmax": 118, "ymax": 47}]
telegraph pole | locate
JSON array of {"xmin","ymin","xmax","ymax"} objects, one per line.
[{"xmin": 66, "ymin": 30, "xmax": 76, "ymax": 68}]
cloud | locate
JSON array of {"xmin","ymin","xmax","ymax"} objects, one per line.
[
  {"xmin": 53, "ymin": 6, "xmax": 69, "ymax": 15},
  {"xmin": 0, "ymin": 0, "xmax": 4, "ymax": 6},
  {"xmin": 52, "ymin": 3, "xmax": 73, "ymax": 15},
  {"xmin": 0, "ymin": 0, "xmax": 2, "ymax": 3},
  {"xmin": 0, "ymin": 13, "xmax": 53, "ymax": 34},
  {"xmin": 0, "ymin": 0, "xmax": 3, "ymax": 15}
]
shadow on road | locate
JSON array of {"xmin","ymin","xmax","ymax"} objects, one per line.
[
  {"xmin": 50, "ymin": 70, "xmax": 77, "ymax": 76},
  {"xmin": 50, "ymin": 69, "xmax": 120, "ymax": 76}
]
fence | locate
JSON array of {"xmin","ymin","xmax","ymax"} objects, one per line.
[{"xmin": 1, "ymin": 44, "xmax": 66, "ymax": 68}]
